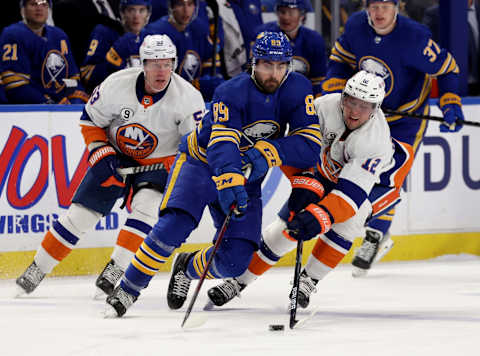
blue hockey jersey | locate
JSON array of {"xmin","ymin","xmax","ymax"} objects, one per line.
[
  {"xmin": 256, "ymin": 21, "xmax": 327, "ymax": 97},
  {"xmin": 184, "ymin": 72, "xmax": 322, "ymax": 175},
  {"xmin": 323, "ymin": 11, "xmax": 460, "ymax": 120},
  {"xmin": 0, "ymin": 21, "xmax": 86, "ymax": 104},
  {"xmin": 81, "ymin": 24, "xmax": 124, "ymax": 92}
]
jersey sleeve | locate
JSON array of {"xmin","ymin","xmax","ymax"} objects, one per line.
[
  {"xmin": 320, "ymin": 131, "xmax": 393, "ymax": 224},
  {"xmin": 272, "ymin": 76, "xmax": 322, "ymax": 169},
  {"xmin": 179, "ymin": 88, "xmax": 206, "ymax": 136},
  {"xmin": 81, "ymin": 82, "xmax": 115, "ymax": 145},
  {"xmin": 0, "ymin": 28, "xmax": 50, "ymax": 103},
  {"xmin": 205, "ymin": 93, "xmax": 243, "ymax": 173},
  {"xmin": 322, "ymin": 19, "xmax": 357, "ymax": 94},
  {"xmin": 407, "ymin": 30, "xmax": 460, "ymax": 97}
]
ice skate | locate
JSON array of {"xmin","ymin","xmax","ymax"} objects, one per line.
[
  {"xmin": 94, "ymin": 259, "xmax": 124, "ymax": 299},
  {"xmin": 290, "ymin": 270, "xmax": 318, "ymax": 309},
  {"xmin": 167, "ymin": 252, "xmax": 195, "ymax": 310},
  {"xmin": 207, "ymin": 278, "xmax": 246, "ymax": 307},
  {"xmin": 352, "ymin": 229, "xmax": 382, "ymax": 277},
  {"xmin": 15, "ymin": 261, "xmax": 46, "ymax": 296},
  {"xmin": 104, "ymin": 285, "xmax": 137, "ymax": 318}
]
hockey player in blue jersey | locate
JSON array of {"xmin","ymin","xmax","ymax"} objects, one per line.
[
  {"xmin": 104, "ymin": 31, "xmax": 322, "ymax": 317},
  {"xmin": 0, "ymin": 0, "xmax": 89, "ymax": 104},
  {"xmin": 322, "ymin": 0, "xmax": 466, "ymax": 276},
  {"xmin": 255, "ymin": 0, "xmax": 327, "ymax": 97},
  {"xmin": 81, "ymin": 0, "xmax": 152, "ymax": 93}
]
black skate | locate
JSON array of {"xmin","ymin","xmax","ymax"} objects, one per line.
[
  {"xmin": 207, "ymin": 278, "xmax": 246, "ymax": 307},
  {"xmin": 16, "ymin": 261, "xmax": 46, "ymax": 296},
  {"xmin": 105, "ymin": 285, "xmax": 137, "ymax": 318},
  {"xmin": 352, "ymin": 229, "xmax": 382, "ymax": 277},
  {"xmin": 290, "ymin": 270, "xmax": 318, "ymax": 309},
  {"xmin": 167, "ymin": 252, "xmax": 195, "ymax": 310},
  {"xmin": 95, "ymin": 259, "xmax": 124, "ymax": 297}
]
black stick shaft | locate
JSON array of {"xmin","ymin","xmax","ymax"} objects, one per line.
[
  {"xmin": 181, "ymin": 206, "xmax": 235, "ymax": 328},
  {"xmin": 383, "ymin": 109, "xmax": 480, "ymax": 127},
  {"xmin": 289, "ymin": 239, "xmax": 304, "ymax": 329}
]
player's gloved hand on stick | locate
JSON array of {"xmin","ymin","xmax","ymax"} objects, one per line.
[
  {"xmin": 88, "ymin": 144, "xmax": 126, "ymax": 188},
  {"xmin": 241, "ymin": 140, "xmax": 283, "ymax": 183},
  {"xmin": 288, "ymin": 171, "xmax": 325, "ymax": 214},
  {"xmin": 285, "ymin": 204, "xmax": 332, "ymax": 241},
  {"xmin": 439, "ymin": 93, "xmax": 464, "ymax": 133},
  {"xmin": 213, "ymin": 167, "xmax": 248, "ymax": 218}
]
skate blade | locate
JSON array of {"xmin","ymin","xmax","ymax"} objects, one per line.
[
  {"xmin": 352, "ymin": 266, "xmax": 368, "ymax": 278},
  {"xmin": 93, "ymin": 288, "xmax": 107, "ymax": 300},
  {"xmin": 13, "ymin": 285, "xmax": 28, "ymax": 298},
  {"xmin": 374, "ymin": 239, "xmax": 394, "ymax": 263},
  {"xmin": 203, "ymin": 300, "xmax": 215, "ymax": 311},
  {"xmin": 182, "ymin": 314, "xmax": 208, "ymax": 329},
  {"xmin": 102, "ymin": 304, "xmax": 120, "ymax": 319}
]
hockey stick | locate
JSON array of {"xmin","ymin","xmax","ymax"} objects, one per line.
[
  {"xmin": 182, "ymin": 205, "xmax": 236, "ymax": 329},
  {"xmin": 205, "ymin": 0, "xmax": 219, "ymax": 76},
  {"xmin": 289, "ymin": 239, "xmax": 304, "ymax": 329},
  {"xmin": 383, "ymin": 109, "xmax": 480, "ymax": 127},
  {"xmin": 116, "ymin": 162, "xmax": 165, "ymax": 176}
]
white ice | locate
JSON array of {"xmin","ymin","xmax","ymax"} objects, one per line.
[{"xmin": 1, "ymin": 255, "xmax": 479, "ymax": 356}]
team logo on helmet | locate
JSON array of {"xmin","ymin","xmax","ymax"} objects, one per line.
[
  {"xmin": 116, "ymin": 123, "xmax": 158, "ymax": 159},
  {"xmin": 179, "ymin": 50, "xmax": 201, "ymax": 81},
  {"xmin": 359, "ymin": 56, "xmax": 393, "ymax": 97},
  {"xmin": 41, "ymin": 50, "xmax": 68, "ymax": 92}
]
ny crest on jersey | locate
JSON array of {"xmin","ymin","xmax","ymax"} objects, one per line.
[
  {"xmin": 242, "ymin": 121, "xmax": 279, "ymax": 147},
  {"xmin": 179, "ymin": 50, "xmax": 201, "ymax": 81},
  {"xmin": 116, "ymin": 123, "xmax": 158, "ymax": 159},
  {"xmin": 359, "ymin": 57, "xmax": 393, "ymax": 97},
  {"xmin": 292, "ymin": 57, "xmax": 309, "ymax": 75},
  {"xmin": 42, "ymin": 50, "xmax": 68, "ymax": 92}
]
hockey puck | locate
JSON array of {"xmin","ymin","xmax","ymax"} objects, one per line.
[{"xmin": 268, "ymin": 324, "xmax": 285, "ymax": 331}]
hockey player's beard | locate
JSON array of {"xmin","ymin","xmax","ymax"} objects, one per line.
[{"xmin": 259, "ymin": 78, "xmax": 280, "ymax": 93}]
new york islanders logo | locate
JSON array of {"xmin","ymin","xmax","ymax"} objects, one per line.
[
  {"xmin": 116, "ymin": 124, "xmax": 158, "ymax": 159},
  {"xmin": 41, "ymin": 50, "xmax": 68, "ymax": 93}
]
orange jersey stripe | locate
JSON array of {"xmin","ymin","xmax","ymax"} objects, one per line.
[
  {"xmin": 311, "ymin": 238, "xmax": 346, "ymax": 269},
  {"xmin": 133, "ymin": 155, "xmax": 176, "ymax": 172},
  {"xmin": 116, "ymin": 230, "xmax": 144, "ymax": 253},
  {"xmin": 247, "ymin": 252, "xmax": 274, "ymax": 276},
  {"xmin": 80, "ymin": 125, "xmax": 108, "ymax": 146},
  {"xmin": 393, "ymin": 141, "xmax": 414, "ymax": 189},
  {"xmin": 41, "ymin": 231, "xmax": 72, "ymax": 261},
  {"xmin": 320, "ymin": 192, "xmax": 356, "ymax": 224}
]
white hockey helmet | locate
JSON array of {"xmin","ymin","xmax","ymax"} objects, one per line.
[
  {"xmin": 343, "ymin": 70, "xmax": 385, "ymax": 110},
  {"xmin": 139, "ymin": 34, "xmax": 178, "ymax": 71}
]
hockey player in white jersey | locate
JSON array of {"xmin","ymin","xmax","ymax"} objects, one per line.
[
  {"xmin": 15, "ymin": 34, "xmax": 205, "ymax": 298},
  {"xmin": 207, "ymin": 71, "xmax": 413, "ymax": 308}
]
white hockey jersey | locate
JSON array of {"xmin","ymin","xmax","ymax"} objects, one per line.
[
  {"xmin": 314, "ymin": 93, "xmax": 395, "ymax": 224},
  {"xmin": 81, "ymin": 67, "xmax": 205, "ymax": 168}
]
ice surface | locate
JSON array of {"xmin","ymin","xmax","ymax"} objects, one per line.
[{"xmin": 1, "ymin": 256, "xmax": 479, "ymax": 356}]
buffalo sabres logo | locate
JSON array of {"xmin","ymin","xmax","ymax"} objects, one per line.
[
  {"xmin": 241, "ymin": 120, "xmax": 279, "ymax": 148},
  {"xmin": 292, "ymin": 56, "xmax": 310, "ymax": 75},
  {"xmin": 41, "ymin": 50, "xmax": 68, "ymax": 93},
  {"xmin": 359, "ymin": 56, "xmax": 393, "ymax": 97},
  {"xmin": 179, "ymin": 50, "xmax": 201, "ymax": 81},
  {"xmin": 116, "ymin": 123, "xmax": 158, "ymax": 159}
]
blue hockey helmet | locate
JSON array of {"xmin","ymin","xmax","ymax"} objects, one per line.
[
  {"xmin": 366, "ymin": 0, "xmax": 398, "ymax": 6},
  {"xmin": 120, "ymin": 0, "xmax": 152, "ymax": 12},
  {"xmin": 274, "ymin": 0, "xmax": 313, "ymax": 13},
  {"xmin": 252, "ymin": 31, "xmax": 293, "ymax": 63}
]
